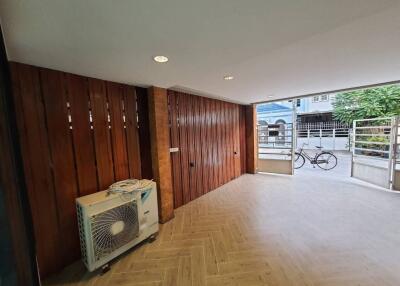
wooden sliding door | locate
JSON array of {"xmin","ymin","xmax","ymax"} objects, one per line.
[{"xmin": 168, "ymin": 90, "xmax": 245, "ymax": 208}]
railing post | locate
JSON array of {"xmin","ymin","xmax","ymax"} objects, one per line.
[
  {"xmin": 332, "ymin": 128, "xmax": 336, "ymax": 151},
  {"xmin": 319, "ymin": 127, "xmax": 322, "ymax": 146}
]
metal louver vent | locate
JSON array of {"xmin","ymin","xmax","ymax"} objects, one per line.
[{"xmin": 90, "ymin": 201, "xmax": 139, "ymax": 261}]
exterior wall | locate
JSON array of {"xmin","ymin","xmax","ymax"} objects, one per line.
[
  {"xmin": 300, "ymin": 94, "xmax": 335, "ymax": 114},
  {"xmin": 256, "ymin": 101, "xmax": 293, "ymax": 125},
  {"xmin": 257, "ymin": 94, "xmax": 336, "ymax": 125},
  {"xmin": 256, "ymin": 95, "xmax": 351, "ymax": 151}
]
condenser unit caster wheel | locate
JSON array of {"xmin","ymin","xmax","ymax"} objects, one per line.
[
  {"xmin": 147, "ymin": 234, "xmax": 157, "ymax": 243},
  {"xmin": 101, "ymin": 264, "xmax": 110, "ymax": 275}
]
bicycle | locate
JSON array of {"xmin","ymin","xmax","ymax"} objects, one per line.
[{"xmin": 294, "ymin": 144, "xmax": 337, "ymax": 170}]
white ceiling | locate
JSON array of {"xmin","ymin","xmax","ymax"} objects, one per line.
[{"xmin": 1, "ymin": 0, "xmax": 400, "ymax": 104}]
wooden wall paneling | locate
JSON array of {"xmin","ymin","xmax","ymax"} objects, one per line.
[
  {"xmin": 168, "ymin": 91, "xmax": 183, "ymax": 208},
  {"xmin": 205, "ymin": 98, "xmax": 213, "ymax": 193},
  {"xmin": 227, "ymin": 103, "xmax": 233, "ymax": 181},
  {"xmin": 232, "ymin": 104, "xmax": 237, "ymax": 178},
  {"xmin": 107, "ymin": 82, "xmax": 129, "ymax": 181},
  {"xmin": 123, "ymin": 85, "xmax": 142, "ymax": 179},
  {"xmin": 221, "ymin": 101, "xmax": 228, "ymax": 184},
  {"xmin": 187, "ymin": 94, "xmax": 194, "ymax": 200},
  {"xmin": 226, "ymin": 103, "xmax": 232, "ymax": 180},
  {"xmin": 202, "ymin": 98, "xmax": 209, "ymax": 192},
  {"xmin": 178, "ymin": 93, "xmax": 190, "ymax": 204},
  {"xmin": 39, "ymin": 68, "xmax": 80, "ymax": 264},
  {"xmin": 10, "ymin": 63, "xmax": 61, "ymax": 277},
  {"xmin": 210, "ymin": 99, "xmax": 218, "ymax": 190},
  {"xmin": 234, "ymin": 105, "xmax": 241, "ymax": 177},
  {"xmin": 209, "ymin": 99, "xmax": 216, "ymax": 190},
  {"xmin": 2, "ymin": 61, "xmax": 39, "ymax": 285},
  {"xmin": 200, "ymin": 97, "xmax": 209, "ymax": 195},
  {"xmin": 245, "ymin": 105, "xmax": 257, "ymax": 174},
  {"xmin": 239, "ymin": 106, "xmax": 247, "ymax": 174},
  {"xmin": 228, "ymin": 103, "xmax": 235, "ymax": 180},
  {"xmin": 216, "ymin": 100, "xmax": 223, "ymax": 187},
  {"xmin": 218, "ymin": 101, "xmax": 224, "ymax": 184},
  {"xmin": 136, "ymin": 87, "xmax": 153, "ymax": 180},
  {"xmin": 10, "ymin": 62, "xmax": 147, "ymax": 277},
  {"xmin": 233, "ymin": 104, "xmax": 239, "ymax": 178},
  {"xmin": 88, "ymin": 78, "xmax": 115, "ymax": 190},
  {"xmin": 212, "ymin": 99, "xmax": 218, "ymax": 187},
  {"xmin": 187, "ymin": 94, "xmax": 198, "ymax": 200},
  {"xmin": 226, "ymin": 103, "xmax": 230, "ymax": 181},
  {"xmin": 213, "ymin": 100, "xmax": 218, "ymax": 188},
  {"xmin": 67, "ymin": 73, "xmax": 98, "ymax": 196},
  {"xmin": 147, "ymin": 87, "xmax": 174, "ymax": 223},
  {"xmin": 194, "ymin": 96, "xmax": 204, "ymax": 198},
  {"xmin": 223, "ymin": 102, "xmax": 228, "ymax": 182},
  {"xmin": 216, "ymin": 100, "xmax": 221, "ymax": 187},
  {"xmin": 166, "ymin": 90, "xmax": 248, "ymax": 208}
]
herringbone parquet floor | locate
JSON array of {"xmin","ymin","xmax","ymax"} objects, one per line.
[{"xmin": 45, "ymin": 171, "xmax": 400, "ymax": 286}]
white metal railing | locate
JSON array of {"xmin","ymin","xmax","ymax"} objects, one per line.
[
  {"xmin": 297, "ymin": 128, "xmax": 350, "ymax": 151},
  {"xmin": 393, "ymin": 118, "xmax": 400, "ymax": 190},
  {"xmin": 258, "ymin": 123, "xmax": 293, "ymax": 151},
  {"xmin": 352, "ymin": 117, "xmax": 393, "ymax": 160},
  {"xmin": 297, "ymin": 121, "xmax": 350, "ymax": 130},
  {"xmin": 351, "ymin": 116, "xmax": 399, "ymax": 189}
]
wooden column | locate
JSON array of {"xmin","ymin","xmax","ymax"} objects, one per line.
[
  {"xmin": 147, "ymin": 87, "xmax": 174, "ymax": 223},
  {"xmin": 245, "ymin": 105, "xmax": 257, "ymax": 174}
]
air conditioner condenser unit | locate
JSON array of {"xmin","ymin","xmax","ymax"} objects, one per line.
[{"xmin": 76, "ymin": 179, "xmax": 159, "ymax": 272}]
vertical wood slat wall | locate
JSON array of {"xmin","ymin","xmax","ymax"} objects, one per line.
[
  {"xmin": 9, "ymin": 62, "xmax": 145, "ymax": 278},
  {"xmin": 168, "ymin": 90, "xmax": 247, "ymax": 208}
]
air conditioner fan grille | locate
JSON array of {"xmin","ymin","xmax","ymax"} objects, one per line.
[{"xmin": 90, "ymin": 201, "xmax": 139, "ymax": 261}]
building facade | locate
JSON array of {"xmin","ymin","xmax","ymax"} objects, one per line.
[
  {"xmin": 256, "ymin": 94, "xmax": 336, "ymax": 125},
  {"xmin": 256, "ymin": 94, "xmax": 351, "ymax": 151}
]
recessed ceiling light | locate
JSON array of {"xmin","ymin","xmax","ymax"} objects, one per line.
[
  {"xmin": 153, "ymin": 55, "xmax": 169, "ymax": 63},
  {"xmin": 268, "ymin": 95, "xmax": 274, "ymax": 98},
  {"xmin": 224, "ymin": 75, "xmax": 234, "ymax": 80}
]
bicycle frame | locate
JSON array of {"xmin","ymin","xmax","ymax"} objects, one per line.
[{"xmin": 297, "ymin": 144, "xmax": 319, "ymax": 163}]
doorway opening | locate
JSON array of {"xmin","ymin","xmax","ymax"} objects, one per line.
[{"xmin": 256, "ymin": 85, "xmax": 400, "ymax": 191}]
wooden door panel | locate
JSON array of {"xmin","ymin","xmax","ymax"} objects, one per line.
[
  {"xmin": 40, "ymin": 68, "xmax": 80, "ymax": 264},
  {"xmin": 124, "ymin": 85, "xmax": 142, "ymax": 179},
  {"xmin": 10, "ymin": 63, "xmax": 61, "ymax": 276},
  {"xmin": 107, "ymin": 82, "xmax": 129, "ymax": 181},
  {"xmin": 89, "ymin": 78, "xmax": 115, "ymax": 189},
  {"xmin": 167, "ymin": 90, "xmax": 246, "ymax": 208},
  {"xmin": 67, "ymin": 73, "xmax": 98, "ymax": 196}
]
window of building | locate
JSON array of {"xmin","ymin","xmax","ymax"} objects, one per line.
[
  {"xmin": 312, "ymin": 96, "xmax": 319, "ymax": 102},
  {"xmin": 312, "ymin": 95, "xmax": 329, "ymax": 102},
  {"xmin": 320, "ymin": 94, "xmax": 329, "ymax": 101}
]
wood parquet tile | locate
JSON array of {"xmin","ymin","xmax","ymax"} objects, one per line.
[{"xmin": 44, "ymin": 174, "xmax": 400, "ymax": 286}]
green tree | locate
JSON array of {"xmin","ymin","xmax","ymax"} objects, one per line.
[{"xmin": 332, "ymin": 85, "xmax": 400, "ymax": 124}]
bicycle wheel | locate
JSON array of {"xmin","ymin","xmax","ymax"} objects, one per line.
[
  {"xmin": 294, "ymin": 152, "xmax": 305, "ymax": 169},
  {"xmin": 315, "ymin": 152, "xmax": 337, "ymax": 170}
]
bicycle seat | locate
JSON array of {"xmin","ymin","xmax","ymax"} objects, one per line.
[{"xmin": 315, "ymin": 146, "xmax": 323, "ymax": 149}]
